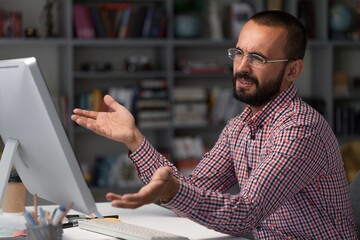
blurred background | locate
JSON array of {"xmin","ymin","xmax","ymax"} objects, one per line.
[{"xmin": 0, "ymin": 0, "xmax": 359, "ymax": 202}]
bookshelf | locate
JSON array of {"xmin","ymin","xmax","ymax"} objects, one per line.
[{"xmin": 1, "ymin": 0, "xmax": 360, "ymax": 199}]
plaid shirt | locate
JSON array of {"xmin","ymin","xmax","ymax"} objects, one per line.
[{"xmin": 129, "ymin": 83, "xmax": 357, "ymax": 239}]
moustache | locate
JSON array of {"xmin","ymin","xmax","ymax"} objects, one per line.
[{"xmin": 233, "ymin": 72, "xmax": 258, "ymax": 84}]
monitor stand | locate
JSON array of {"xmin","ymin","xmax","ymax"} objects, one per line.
[
  {"xmin": 0, "ymin": 139, "xmax": 103, "ymax": 218},
  {"xmin": 0, "ymin": 139, "xmax": 20, "ymax": 208}
]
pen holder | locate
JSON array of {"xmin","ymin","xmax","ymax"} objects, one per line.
[{"xmin": 26, "ymin": 224, "xmax": 63, "ymax": 240}]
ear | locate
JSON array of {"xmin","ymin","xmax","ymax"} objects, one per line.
[{"xmin": 285, "ymin": 59, "xmax": 304, "ymax": 83}]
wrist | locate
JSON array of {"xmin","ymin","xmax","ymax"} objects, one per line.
[
  {"xmin": 127, "ymin": 128, "xmax": 144, "ymax": 152},
  {"xmin": 161, "ymin": 177, "xmax": 180, "ymax": 203}
]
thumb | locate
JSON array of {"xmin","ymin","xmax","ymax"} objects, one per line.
[
  {"xmin": 104, "ymin": 94, "xmax": 123, "ymax": 112},
  {"xmin": 153, "ymin": 166, "xmax": 172, "ymax": 181}
]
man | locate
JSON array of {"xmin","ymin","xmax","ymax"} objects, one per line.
[{"xmin": 71, "ymin": 10, "xmax": 357, "ymax": 239}]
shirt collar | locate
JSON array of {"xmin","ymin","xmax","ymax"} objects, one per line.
[{"xmin": 240, "ymin": 83, "xmax": 298, "ymax": 128}]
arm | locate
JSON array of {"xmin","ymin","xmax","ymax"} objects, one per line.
[
  {"xmin": 162, "ymin": 125, "xmax": 328, "ymax": 236},
  {"xmin": 71, "ymin": 95, "xmax": 181, "ymax": 206},
  {"xmin": 129, "ymin": 124, "xmax": 237, "ymax": 191},
  {"xmin": 107, "ymin": 122, "xmax": 238, "ymax": 208}
]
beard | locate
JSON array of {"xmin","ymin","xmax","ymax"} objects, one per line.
[{"xmin": 232, "ymin": 66, "xmax": 286, "ymax": 107}]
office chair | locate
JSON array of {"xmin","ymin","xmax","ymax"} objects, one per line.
[{"xmin": 350, "ymin": 171, "xmax": 360, "ymax": 238}]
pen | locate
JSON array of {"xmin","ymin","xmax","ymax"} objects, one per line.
[
  {"xmin": 24, "ymin": 211, "xmax": 38, "ymax": 226},
  {"xmin": 38, "ymin": 207, "xmax": 48, "ymax": 225},
  {"xmin": 59, "ymin": 202, "xmax": 73, "ymax": 223},
  {"xmin": 52, "ymin": 205, "xmax": 66, "ymax": 225},
  {"xmin": 66, "ymin": 214, "xmax": 119, "ymax": 220},
  {"xmin": 62, "ymin": 221, "xmax": 78, "ymax": 229}
]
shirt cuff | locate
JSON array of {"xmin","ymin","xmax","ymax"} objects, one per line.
[
  {"xmin": 128, "ymin": 138, "xmax": 157, "ymax": 173},
  {"xmin": 129, "ymin": 137, "xmax": 146, "ymax": 157},
  {"xmin": 161, "ymin": 181, "xmax": 201, "ymax": 215}
]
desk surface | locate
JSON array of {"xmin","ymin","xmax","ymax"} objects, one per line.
[{"xmin": 0, "ymin": 202, "xmax": 248, "ymax": 240}]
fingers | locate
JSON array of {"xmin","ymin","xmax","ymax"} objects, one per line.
[
  {"xmin": 104, "ymin": 167, "xmax": 177, "ymax": 210},
  {"xmin": 72, "ymin": 108, "xmax": 98, "ymax": 119},
  {"xmin": 106, "ymin": 192, "xmax": 149, "ymax": 209},
  {"xmin": 71, "ymin": 108, "xmax": 99, "ymax": 129}
]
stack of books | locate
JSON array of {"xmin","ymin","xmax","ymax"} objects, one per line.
[
  {"xmin": 136, "ymin": 79, "xmax": 170, "ymax": 128},
  {"xmin": 73, "ymin": 3, "xmax": 167, "ymax": 39}
]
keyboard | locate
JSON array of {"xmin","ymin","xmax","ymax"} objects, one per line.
[{"xmin": 78, "ymin": 219, "xmax": 189, "ymax": 240}]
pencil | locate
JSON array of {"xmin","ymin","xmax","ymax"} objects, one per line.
[{"xmin": 34, "ymin": 193, "xmax": 38, "ymax": 217}]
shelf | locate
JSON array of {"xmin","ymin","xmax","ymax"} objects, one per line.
[
  {"xmin": 172, "ymin": 39, "xmax": 236, "ymax": 47},
  {"xmin": 74, "ymin": 0, "xmax": 167, "ymax": 3},
  {"xmin": 331, "ymin": 40, "xmax": 360, "ymax": 47},
  {"xmin": 0, "ymin": 38, "xmax": 69, "ymax": 46},
  {"xmin": 74, "ymin": 71, "xmax": 168, "ymax": 79},
  {"xmin": 174, "ymin": 71, "xmax": 232, "ymax": 79},
  {"xmin": 335, "ymin": 94, "xmax": 360, "ymax": 102},
  {"xmin": 72, "ymin": 39, "xmax": 169, "ymax": 47}
]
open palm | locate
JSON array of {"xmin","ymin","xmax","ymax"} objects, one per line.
[{"xmin": 71, "ymin": 94, "xmax": 138, "ymax": 144}]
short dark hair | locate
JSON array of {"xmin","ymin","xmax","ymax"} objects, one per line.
[{"xmin": 249, "ymin": 10, "xmax": 307, "ymax": 60}]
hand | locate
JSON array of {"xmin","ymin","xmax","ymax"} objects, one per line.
[
  {"xmin": 105, "ymin": 167, "xmax": 180, "ymax": 209},
  {"xmin": 71, "ymin": 94, "xmax": 144, "ymax": 151}
]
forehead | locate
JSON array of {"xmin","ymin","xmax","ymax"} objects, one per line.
[{"xmin": 236, "ymin": 20, "xmax": 287, "ymax": 56}]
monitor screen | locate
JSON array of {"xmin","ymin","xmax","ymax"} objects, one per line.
[{"xmin": 0, "ymin": 57, "xmax": 98, "ymax": 215}]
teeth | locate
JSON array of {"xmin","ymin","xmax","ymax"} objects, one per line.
[{"xmin": 240, "ymin": 79, "xmax": 252, "ymax": 85}]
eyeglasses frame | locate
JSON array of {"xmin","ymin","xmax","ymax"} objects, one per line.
[{"xmin": 227, "ymin": 48, "xmax": 292, "ymax": 67}]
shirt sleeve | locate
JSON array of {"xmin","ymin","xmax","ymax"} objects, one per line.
[
  {"xmin": 129, "ymin": 122, "xmax": 238, "ymax": 192},
  {"xmin": 162, "ymin": 124, "xmax": 329, "ymax": 236}
]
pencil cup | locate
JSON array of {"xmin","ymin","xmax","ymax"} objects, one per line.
[
  {"xmin": 26, "ymin": 224, "xmax": 63, "ymax": 240},
  {"xmin": 1, "ymin": 171, "xmax": 26, "ymax": 215}
]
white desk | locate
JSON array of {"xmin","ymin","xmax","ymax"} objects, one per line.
[{"xmin": 0, "ymin": 202, "xmax": 248, "ymax": 240}]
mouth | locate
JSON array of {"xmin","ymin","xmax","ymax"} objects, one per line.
[
  {"xmin": 233, "ymin": 73, "xmax": 257, "ymax": 89},
  {"xmin": 236, "ymin": 77, "xmax": 256, "ymax": 89},
  {"xmin": 238, "ymin": 78, "xmax": 254, "ymax": 85}
]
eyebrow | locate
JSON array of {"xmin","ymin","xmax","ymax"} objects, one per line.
[{"xmin": 235, "ymin": 47, "xmax": 268, "ymax": 59}]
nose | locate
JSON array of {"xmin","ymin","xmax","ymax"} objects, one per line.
[{"xmin": 234, "ymin": 55, "xmax": 251, "ymax": 73}]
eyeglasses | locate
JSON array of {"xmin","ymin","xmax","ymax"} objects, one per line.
[{"xmin": 227, "ymin": 48, "xmax": 290, "ymax": 68}]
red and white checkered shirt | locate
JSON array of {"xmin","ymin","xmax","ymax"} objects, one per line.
[{"xmin": 129, "ymin": 83, "xmax": 357, "ymax": 239}]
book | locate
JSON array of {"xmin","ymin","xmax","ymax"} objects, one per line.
[
  {"xmin": 136, "ymin": 79, "xmax": 170, "ymax": 127},
  {"xmin": 118, "ymin": 7, "xmax": 132, "ymax": 38},
  {"xmin": 99, "ymin": 6, "xmax": 116, "ymax": 38},
  {"xmin": 210, "ymin": 88, "xmax": 237, "ymax": 124},
  {"xmin": 138, "ymin": 89, "xmax": 168, "ymax": 99},
  {"xmin": 173, "ymin": 102, "xmax": 208, "ymax": 126},
  {"xmin": 89, "ymin": 7, "xmax": 107, "ymax": 38},
  {"xmin": 0, "ymin": 10, "xmax": 22, "ymax": 38},
  {"xmin": 136, "ymin": 99, "xmax": 169, "ymax": 109},
  {"xmin": 149, "ymin": 6, "xmax": 166, "ymax": 38},
  {"xmin": 139, "ymin": 79, "xmax": 168, "ymax": 89},
  {"xmin": 128, "ymin": 6, "xmax": 147, "ymax": 38},
  {"xmin": 108, "ymin": 87, "xmax": 136, "ymax": 113},
  {"xmin": 137, "ymin": 110, "xmax": 170, "ymax": 120},
  {"xmin": 142, "ymin": 5, "xmax": 154, "ymax": 38},
  {"xmin": 73, "ymin": 4, "xmax": 96, "ymax": 38},
  {"xmin": 100, "ymin": 2, "xmax": 132, "ymax": 38},
  {"xmin": 173, "ymin": 87, "xmax": 207, "ymax": 101}
]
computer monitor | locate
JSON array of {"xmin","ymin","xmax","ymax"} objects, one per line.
[{"xmin": 0, "ymin": 57, "xmax": 99, "ymax": 215}]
